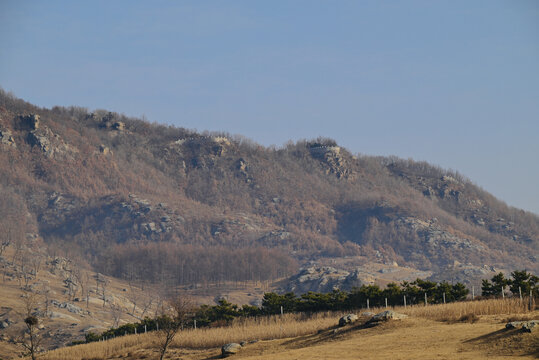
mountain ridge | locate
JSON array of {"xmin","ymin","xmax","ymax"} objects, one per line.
[{"xmin": 0, "ymin": 89, "xmax": 537, "ymax": 288}]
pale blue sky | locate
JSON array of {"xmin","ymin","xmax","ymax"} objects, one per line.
[{"xmin": 1, "ymin": 1, "xmax": 538, "ymax": 214}]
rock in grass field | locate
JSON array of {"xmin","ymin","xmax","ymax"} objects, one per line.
[
  {"xmin": 339, "ymin": 314, "xmax": 359, "ymax": 327},
  {"xmin": 506, "ymin": 320, "xmax": 538, "ymax": 333},
  {"xmin": 221, "ymin": 342, "xmax": 242, "ymax": 357},
  {"xmin": 506, "ymin": 321, "xmax": 525, "ymax": 329},
  {"xmin": 370, "ymin": 310, "xmax": 408, "ymax": 322}
]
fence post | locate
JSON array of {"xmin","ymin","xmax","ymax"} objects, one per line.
[
  {"xmin": 144, "ymin": 324, "xmax": 147, "ymax": 333},
  {"xmin": 280, "ymin": 306, "xmax": 283, "ymax": 337},
  {"xmin": 367, "ymin": 299, "xmax": 370, "ymax": 309},
  {"xmin": 135, "ymin": 327, "xmax": 137, "ymax": 335},
  {"xmin": 502, "ymin": 286, "xmax": 505, "ymax": 299},
  {"xmin": 404, "ymin": 295, "xmax": 407, "ymax": 308},
  {"xmin": 385, "ymin": 297, "xmax": 388, "ymax": 309},
  {"xmin": 424, "ymin": 293, "xmax": 427, "ymax": 306},
  {"xmin": 530, "ymin": 290, "xmax": 533, "ymax": 311},
  {"xmin": 194, "ymin": 319, "xmax": 197, "ymax": 330},
  {"xmin": 472, "ymin": 286, "xmax": 475, "ymax": 300},
  {"xmin": 519, "ymin": 287, "xmax": 522, "ymax": 302},
  {"xmin": 443, "ymin": 292, "xmax": 446, "ymax": 304}
]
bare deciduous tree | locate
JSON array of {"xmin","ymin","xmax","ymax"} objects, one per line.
[
  {"xmin": 95, "ymin": 273, "xmax": 110, "ymax": 307},
  {"xmin": 16, "ymin": 289, "xmax": 44, "ymax": 360},
  {"xmin": 75, "ymin": 271, "xmax": 91, "ymax": 309},
  {"xmin": 0, "ymin": 188, "xmax": 26, "ymax": 259},
  {"xmin": 127, "ymin": 283, "xmax": 141, "ymax": 316},
  {"xmin": 139, "ymin": 290, "xmax": 155, "ymax": 319},
  {"xmin": 156, "ymin": 296, "xmax": 193, "ymax": 360},
  {"xmin": 108, "ymin": 301, "xmax": 123, "ymax": 328}
]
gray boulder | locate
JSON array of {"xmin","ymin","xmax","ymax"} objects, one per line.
[
  {"xmin": 338, "ymin": 313, "xmax": 358, "ymax": 327},
  {"xmin": 370, "ymin": 310, "xmax": 408, "ymax": 322},
  {"xmin": 522, "ymin": 320, "xmax": 538, "ymax": 333},
  {"xmin": 505, "ymin": 320, "xmax": 538, "ymax": 332},
  {"xmin": 221, "ymin": 343, "xmax": 242, "ymax": 357},
  {"xmin": 51, "ymin": 300, "xmax": 85, "ymax": 315},
  {"xmin": 505, "ymin": 321, "xmax": 524, "ymax": 329}
]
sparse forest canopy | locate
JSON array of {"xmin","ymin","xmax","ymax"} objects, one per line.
[{"xmin": 0, "ymin": 89, "xmax": 537, "ymax": 287}]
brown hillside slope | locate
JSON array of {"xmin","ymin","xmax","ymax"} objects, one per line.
[{"xmin": 0, "ymin": 89, "xmax": 537, "ymax": 287}]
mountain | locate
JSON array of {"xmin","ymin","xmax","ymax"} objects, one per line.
[{"xmin": 0, "ymin": 89, "xmax": 537, "ymax": 289}]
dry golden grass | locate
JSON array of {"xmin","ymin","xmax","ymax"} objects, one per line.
[
  {"xmin": 37, "ymin": 298, "xmax": 537, "ymax": 360},
  {"xmin": 398, "ymin": 297, "xmax": 533, "ymax": 321},
  {"xmin": 38, "ymin": 311, "xmax": 344, "ymax": 360}
]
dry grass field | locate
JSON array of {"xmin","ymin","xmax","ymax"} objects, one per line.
[{"xmin": 32, "ymin": 298, "xmax": 538, "ymax": 360}]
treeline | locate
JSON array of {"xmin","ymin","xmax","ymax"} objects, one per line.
[
  {"xmin": 261, "ymin": 279, "xmax": 468, "ymax": 314},
  {"xmin": 81, "ymin": 278, "xmax": 471, "ymax": 344},
  {"xmin": 481, "ymin": 270, "xmax": 538, "ymax": 297},
  {"xmin": 98, "ymin": 243, "xmax": 298, "ymax": 285}
]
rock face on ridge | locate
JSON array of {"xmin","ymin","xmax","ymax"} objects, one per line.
[
  {"xmin": 26, "ymin": 126, "xmax": 78, "ymax": 159},
  {"xmin": 284, "ymin": 267, "xmax": 373, "ymax": 294},
  {"xmin": 309, "ymin": 144, "xmax": 352, "ymax": 179}
]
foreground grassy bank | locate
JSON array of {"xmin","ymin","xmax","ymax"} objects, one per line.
[{"xmin": 35, "ymin": 297, "xmax": 537, "ymax": 360}]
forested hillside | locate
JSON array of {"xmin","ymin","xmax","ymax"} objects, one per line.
[{"xmin": 0, "ymin": 89, "xmax": 537, "ymax": 288}]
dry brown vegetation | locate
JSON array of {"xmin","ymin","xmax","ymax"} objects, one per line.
[
  {"xmin": 0, "ymin": 90, "xmax": 537, "ymax": 288},
  {"xmin": 35, "ymin": 298, "xmax": 538, "ymax": 360},
  {"xmin": 399, "ymin": 298, "xmax": 533, "ymax": 322}
]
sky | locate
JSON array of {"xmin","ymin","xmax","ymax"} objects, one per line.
[{"xmin": 1, "ymin": 1, "xmax": 538, "ymax": 214}]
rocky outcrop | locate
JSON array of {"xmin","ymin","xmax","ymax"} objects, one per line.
[
  {"xmin": 19, "ymin": 114, "xmax": 40, "ymax": 130},
  {"xmin": 236, "ymin": 158, "xmax": 253, "ymax": 183},
  {"xmin": 309, "ymin": 144, "xmax": 351, "ymax": 179},
  {"xmin": 0, "ymin": 128, "xmax": 16, "ymax": 147},
  {"xmin": 522, "ymin": 320, "xmax": 538, "ymax": 332},
  {"xmin": 97, "ymin": 112, "xmax": 125, "ymax": 131},
  {"xmin": 50, "ymin": 300, "xmax": 87, "ymax": 315},
  {"xmin": 27, "ymin": 127, "xmax": 78, "ymax": 159},
  {"xmin": 338, "ymin": 314, "xmax": 358, "ymax": 327},
  {"xmin": 284, "ymin": 266, "xmax": 373, "ymax": 294},
  {"xmin": 256, "ymin": 230, "xmax": 291, "ymax": 247},
  {"xmin": 369, "ymin": 310, "xmax": 408, "ymax": 322},
  {"xmin": 506, "ymin": 320, "xmax": 538, "ymax": 332},
  {"xmin": 221, "ymin": 343, "xmax": 242, "ymax": 357},
  {"xmin": 387, "ymin": 164, "xmax": 537, "ymax": 257},
  {"xmin": 397, "ymin": 217, "xmax": 485, "ymax": 252},
  {"xmin": 168, "ymin": 136, "xmax": 232, "ymax": 170},
  {"xmin": 47, "ymin": 257, "xmax": 73, "ymax": 277},
  {"xmin": 506, "ymin": 321, "xmax": 525, "ymax": 329},
  {"xmin": 429, "ymin": 263, "xmax": 498, "ymax": 287}
]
